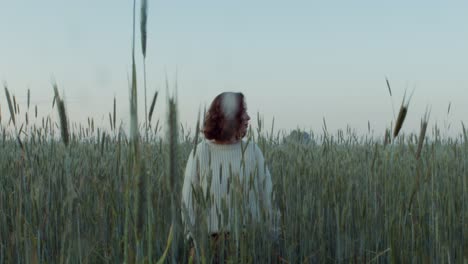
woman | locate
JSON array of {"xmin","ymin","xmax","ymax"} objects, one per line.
[{"xmin": 181, "ymin": 92, "xmax": 280, "ymax": 262}]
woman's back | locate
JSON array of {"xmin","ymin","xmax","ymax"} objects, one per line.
[{"xmin": 182, "ymin": 138, "xmax": 273, "ymax": 236}]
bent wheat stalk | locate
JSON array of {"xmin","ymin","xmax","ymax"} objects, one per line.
[
  {"xmin": 393, "ymin": 89, "xmax": 414, "ymax": 138},
  {"xmin": 416, "ymin": 106, "xmax": 431, "ymax": 160}
]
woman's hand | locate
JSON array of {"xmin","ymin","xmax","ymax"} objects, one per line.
[{"xmin": 188, "ymin": 246, "xmax": 196, "ymax": 263}]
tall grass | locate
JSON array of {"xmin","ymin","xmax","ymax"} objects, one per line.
[
  {"xmin": 0, "ymin": 2, "xmax": 466, "ymax": 263},
  {"xmin": 0, "ymin": 107, "xmax": 466, "ymax": 262},
  {"xmin": 140, "ymin": 0, "xmax": 149, "ymax": 141}
]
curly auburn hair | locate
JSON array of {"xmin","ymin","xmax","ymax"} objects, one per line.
[{"xmin": 203, "ymin": 92, "xmax": 247, "ymax": 141}]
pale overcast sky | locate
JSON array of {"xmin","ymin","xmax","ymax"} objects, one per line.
[{"xmin": 1, "ymin": 1, "xmax": 467, "ymax": 137}]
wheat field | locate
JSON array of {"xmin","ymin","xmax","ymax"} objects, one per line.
[
  {"xmin": 0, "ymin": 103, "xmax": 467, "ymax": 263},
  {"xmin": 1, "ymin": 0, "xmax": 467, "ymax": 262}
]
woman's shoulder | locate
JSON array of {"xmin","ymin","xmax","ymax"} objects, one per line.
[
  {"xmin": 192, "ymin": 139, "xmax": 210, "ymax": 156},
  {"xmin": 193, "ymin": 138, "xmax": 262, "ymax": 156},
  {"xmin": 240, "ymin": 139, "xmax": 264, "ymax": 157}
]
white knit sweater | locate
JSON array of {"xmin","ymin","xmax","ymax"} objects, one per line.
[{"xmin": 181, "ymin": 138, "xmax": 279, "ymax": 239}]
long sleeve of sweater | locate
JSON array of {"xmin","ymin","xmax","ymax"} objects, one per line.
[
  {"xmin": 181, "ymin": 150, "xmax": 197, "ymax": 240},
  {"xmin": 254, "ymin": 144, "xmax": 282, "ymax": 238}
]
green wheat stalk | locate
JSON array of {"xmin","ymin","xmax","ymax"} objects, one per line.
[
  {"xmin": 141, "ymin": 0, "xmax": 149, "ymax": 141},
  {"xmin": 4, "ymin": 85, "xmax": 16, "ymax": 126},
  {"xmin": 148, "ymin": 90, "xmax": 158, "ymax": 125},
  {"xmin": 53, "ymin": 83, "xmax": 69, "ymax": 147}
]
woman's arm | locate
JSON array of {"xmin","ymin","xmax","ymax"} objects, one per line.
[
  {"xmin": 181, "ymin": 150, "xmax": 198, "ymax": 241},
  {"xmin": 255, "ymin": 145, "xmax": 281, "ymax": 239}
]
